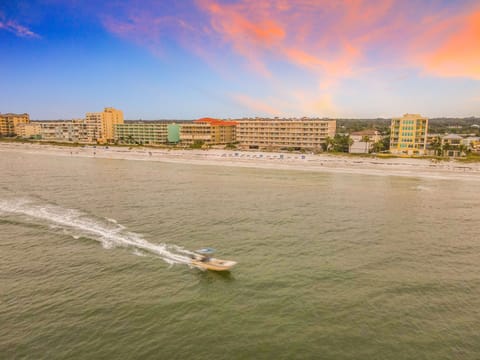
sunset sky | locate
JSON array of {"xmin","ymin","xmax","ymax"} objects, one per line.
[{"xmin": 1, "ymin": 0, "xmax": 479, "ymax": 119}]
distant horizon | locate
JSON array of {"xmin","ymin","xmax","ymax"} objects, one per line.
[{"xmin": 23, "ymin": 115, "xmax": 480, "ymax": 122}]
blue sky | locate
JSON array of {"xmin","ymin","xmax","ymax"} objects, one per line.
[{"xmin": 1, "ymin": 0, "xmax": 479, "ymax": 120}]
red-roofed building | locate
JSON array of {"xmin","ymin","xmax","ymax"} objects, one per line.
[{"xmin": 180, "ymin": 118, "xmax": 237, "ymax": 146}]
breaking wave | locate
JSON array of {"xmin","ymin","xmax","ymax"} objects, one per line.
[{"xmin": 0, "ymin": 198, "xmax": 195, "ymax": 267}]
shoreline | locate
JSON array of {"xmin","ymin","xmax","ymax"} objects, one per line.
[{"xmin": 2, "ymin": 142, "xmax": 480, "ymax": 181}]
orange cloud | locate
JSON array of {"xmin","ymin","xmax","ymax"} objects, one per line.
[
  {"xmin": 196, "ymin": 0, "xmax": 287, "ymax": 76},
  {"xmin": 100, "ymin": 0, "xmax": 480, "ymax": 82},
  {"xmin": 421, "ymin": 11, "xmax": 480, "ymax": 79},
  {"xmin": 197, "ymin": 0, "xmax": 370, "ymax": 72}
]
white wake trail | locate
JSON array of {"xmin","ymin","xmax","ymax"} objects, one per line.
[{"xmin": 0, "ymin": 198, "xmax": 194, "ymax": 266}]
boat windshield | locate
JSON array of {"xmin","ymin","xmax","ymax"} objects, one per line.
[{"xmin": 196, "ymin": 247, "xmax": 216, "ymax": 255}]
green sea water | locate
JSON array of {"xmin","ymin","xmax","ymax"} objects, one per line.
[{"xmin": 1, "ymin": 151, "xmax": 480, "ymax": 359}]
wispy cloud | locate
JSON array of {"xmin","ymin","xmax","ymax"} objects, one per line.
[
  {"xmin": 94, "ymin": 0, "xmax": 480, "ymax": 115},
  {"xmin": 0, "ymin": 19, "xmax": 40, "ymax": 38}
]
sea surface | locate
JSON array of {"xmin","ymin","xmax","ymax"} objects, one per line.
[{"xmin": 1, "ymin": 151, "xmax": 480, "ymax": 359}]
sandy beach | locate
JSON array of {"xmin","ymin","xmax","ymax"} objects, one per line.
[{"xmin": 2, "ymin": 142, "xmax": 480, "ymax": 181}]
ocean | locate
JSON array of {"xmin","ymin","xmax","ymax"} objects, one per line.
[{"xmin": 1, "ymin": 151, "xmax": 479, "ymax": 359}]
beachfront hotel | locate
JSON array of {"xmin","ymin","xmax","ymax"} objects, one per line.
[
  {"xmin": 235, "ymin": 118, "xmax": 336, "ymax": 150},
  {"xmin": 86, "ymin": 107, "xmax": 124, "ymax": 143},
  {"xmin": 179, "ymin": 118, "xmax": 237, "ymax": 146},
  {"xmin": 390, "ymin": 114, "xmax": 429, "ymax": 155},
  {"xmin": 0, "ymin": 113, "xmax": 30, "ymax": 136}
]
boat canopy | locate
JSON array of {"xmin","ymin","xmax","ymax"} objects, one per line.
[{"xmin": 196, "ymin": 247, "xmax": 216, "ymax": 254}]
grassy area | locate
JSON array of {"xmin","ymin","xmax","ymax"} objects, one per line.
[{"xmin": 457, "ymin": 153, "xmax": 480, "ymax": 163}]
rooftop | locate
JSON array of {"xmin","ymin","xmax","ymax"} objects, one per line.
[{"xmin": 194, "ymin": 117, "xmax": 237, "ymax": 126}]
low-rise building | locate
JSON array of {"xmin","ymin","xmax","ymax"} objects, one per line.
[
  {"xmin": 463, "ymin": 136, "xmax": 480, "ymax": 153},
  {"xmin": 349, "ymin": 129, "xmax": 382, "ymax": 153},
  {"xmin": 235, "ymin": 118, "xmax": 336, "ymax": 150},
  {"xmin": 390, "ymin": 114, "xmax": 428, "ymax": 155},
  {"xmin": 442, "ymin": 134, "xmax": 464, "ymax": 157},
  {"xmin": 0, "ymin": 113, "xmax": 30, "ymax": 136}
]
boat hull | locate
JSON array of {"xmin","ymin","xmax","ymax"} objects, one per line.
[{"xmin": 191, "ymin": 258, "xmax": 237, "ymax": 271}]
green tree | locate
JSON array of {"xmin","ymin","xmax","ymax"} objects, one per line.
[
  {"xmin": 332, "ymin": 134, "xmax": 351, "ymax": 152},
  {"xmin": 371, "ymin": 141, "xmax": 385, "ymax": 153},
  {"xmin": 382, "ymin": 136, "xmax": 391, "ymax": 151}
]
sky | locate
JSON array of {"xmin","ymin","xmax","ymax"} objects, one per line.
[{"xmin": 1, "ymin": 0, "xmax": 479, "ymax": 120}]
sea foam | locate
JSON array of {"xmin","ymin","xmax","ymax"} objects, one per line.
[{"xmin": 0, "ymin": 198, "xmax": 195, "ymax": 266}]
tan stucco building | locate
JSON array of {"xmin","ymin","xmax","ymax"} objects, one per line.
[
  {"xmin": 235, "ymin": 118, "xmax": 336, "ymax": 150},
  {"xmin": 34, "ymin": 120, "xmax": 89, "ymax": 142},
  {"xmin": 86, "ymin": 107, "xmax": 124, "ymax": 143},
  {"xmin": 16, "ymin": 123, "xmax": 42, "ymax": 138},
  {"xmin": 180, "ymin": 118, "xmax": 237, "ymax": 146},
  {"xmin": 0, "ymin": 113, "xmax": 30, "ymax": 136}
]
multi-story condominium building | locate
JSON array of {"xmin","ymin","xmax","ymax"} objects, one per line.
[
  {"xmin": 0, "ymin": 113, "xmax": 30, "ymax": 136},
  {"xmin": 180, "ymin": 118, "xmax": 237, "ymax": 146},
  {"xmin": 16, "ymin": 123, "xmax": 42, "ymax": 138},
  {"xmin": 390, "ymin": 114, "xmax": 428, "ymax": 155},
  {"xmin": 115, "ymin": 122, "xmax": 169, "ymax": 145},
  {"xmin": 35, "ymin": 120, "xmax": 89, "ymax": 142},
  {"xmin": 235, "ymin": 118, "xmax": 336, "ymax": 150},
  {"xmin": 85, "ymin": 107, "xmax": 123, "ymax": 143}
]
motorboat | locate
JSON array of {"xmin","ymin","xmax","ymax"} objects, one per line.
[{"xmin": 190, "ymin": 248, "xmax": 237, "ymax": 271}]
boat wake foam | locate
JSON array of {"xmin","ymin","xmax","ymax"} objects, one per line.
[{"xmin": 0, "ymin": 198, "xmax": 195, "ymax": 266}]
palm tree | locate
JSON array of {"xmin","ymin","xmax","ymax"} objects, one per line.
[
  {"xmin": 361, "ymin": 135, "xmax": 371, "ymax": 153},
  {"xmin": 324, "ymin": 136, "xmax": 333, "ymax": 152},
  {"xmin": 348, "ymin": 136, "xmax": 354, "ymax": 153},
  {"xmin": 127, "ymin": 134, "xmax": 135, "ymax": 144},
  {"xmin": 458, "ymin": 144, "xmax": 468, "ymax": 156},
  {"xmin": 442, "ymin": 142, "xmax": 451, "ymax": 156},
  {"xmin": 429, "ymin": 136, "xmax": 442, "ymax": 156}
]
